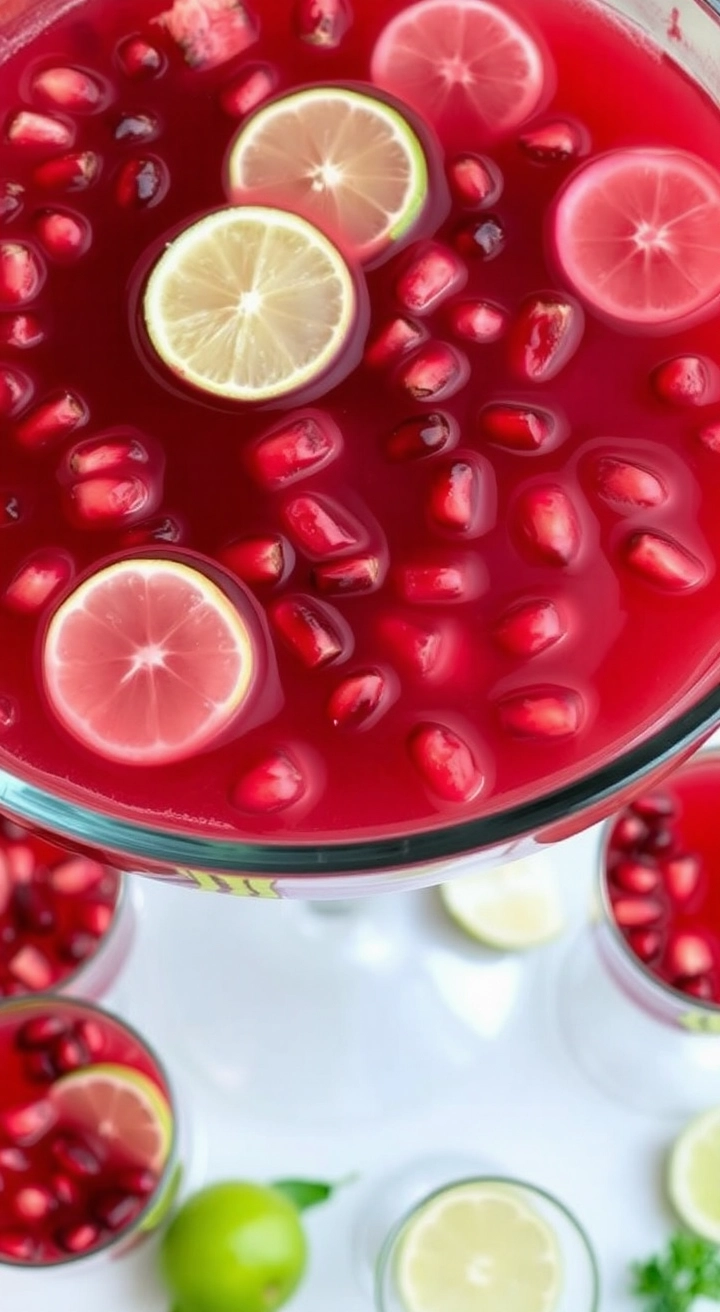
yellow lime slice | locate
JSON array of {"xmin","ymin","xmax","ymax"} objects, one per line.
[
  {"xmin": 667, "ymin": 1105, "xmax": 720, "ymax": 1241},
  {"xmin": 50, "ymin": 1062, "xmax": 174, "ymax": 1173},
  {"xmin": 226, "ymin": 86, "xmax": 428, "ymax": 263},
  {"xmin": 396, "ymin": 1181, "xmax": 562, "ymax": 1312},
  {"xmin": 440, "ymin": 856, "xmax": 566, "ymax": 950},
  {"xmin": 143, "ymin": 205, "xmax": 357, "ymax": 402}
]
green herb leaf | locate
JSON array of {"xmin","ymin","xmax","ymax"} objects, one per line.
[
  {"xmin": 271, "ymin": 1175, "xmax": 358, "ymax": 1212},
  {"xmin": 631, "ymin": 1232, "xmax": 720, "ymax": 1312}
]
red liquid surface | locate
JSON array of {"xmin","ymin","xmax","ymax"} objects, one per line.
[
  {"xmin": 0, "ymin": 999, "xmax": 169, "ymax": 1264},
  {"xmin": 0, "ymin": 819, "xmax": 120, "ymax": 998},
  {"xmin": 2, "ymin": 0, "xmax": 720, "ymax": 844},
  {"xmin": 606, "ymin": 755, "xmax": 720, "ymax": 1005}
]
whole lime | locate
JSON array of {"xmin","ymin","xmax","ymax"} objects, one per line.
[{"xmin": 160, "ymin": 1181, "xmax": 307, "ymax": 1312}]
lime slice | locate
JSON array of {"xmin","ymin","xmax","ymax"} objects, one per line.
[
  {"xmin": 226, "ymin": 86, "xmax": 428, "ymax": 264},
  {"xmin": 667, "ymin": 1105, "xmax": 720, "ymax": 1240},
  {"xmin": 42, "ymin": 557, "xmax": 256, "ymax": 766},
  {"xmin": 396, "ymin": 1181, "xmax": 562, "ymax": 1312},
  {"xmin": 440, "ymin": 856, "xmax": 566, "ymax": 950},
  {"xmin": 143, "ymin": 205, "xmax": 357, "ymax": 402},
  {"xmin": 50, "ymin": 1063, "xmax": 173, "ymax": 1173}
]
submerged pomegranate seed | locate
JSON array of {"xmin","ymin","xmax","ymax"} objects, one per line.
[
  {"xmin": 117, "ymin": 36, "xmax": 165, "ymax": 79},
  {"xmin": 0, "ymin": 1100, "xmax": 56, "ymax": 1146},
  {"xmin": 120, "ymin": 513, "xmax": 184, "ymax": 546},
  {"xmin": 53, "ymin": 1033, "xmax": 91, "ymax": 1074},
  {"xmin": 249, "ymin": 414, "xmax": 340, "ymax": 487},
  {"xmin": 448, "ymin": 154, "xmax": 502, "ymax": 207},
  {"xmin": 23, "ymin": 1050, "xmax": 57, "ymax": 1084},
  {"xmin": 313, "ymin": 553, "xmax": 384, "ymax": 594},
  {"xmin": 115, "ymin": 1167, "xmax": 158, "ymax": 1197},
  {"xmin": 0, "ymin": 365, "xmax": 32, "ymax": 416},
  {"xmin": 698, "ymin": 421, "xmax": 720, "ymax": 453},
  {"xmin": 16, "ymin": 1014, "xmax": 68, "ymax": 1049},
  {"xmin": 515, "ymin": 486, "xmax": 582, "ymax": 565},
  {"xmin": 48, "ymin": 857, "xmax": 105, "ymax": 894},
  {"xmin": 13, "ymin": 881, "xmax": 56, "ymax": 933},
  {"xmin": 624, "ymin": 532, "xmax": 706, "ymax": 590},
  {"xmin": 594, "ymin": 458, "xmax": 667, "ymax": 508},
  {"xmin": 0, "ymin": 243, "xmax": 45, "ymax": 307},
  {"xmin": 6, "ymin": 111, "xmax": 74, "ymax": 149},
  {"xmin": 232, "ymin": 749, "xmax": 306, "ymax": 813},
  {"xmin": 365, "ymin": 316, "xmax": 427, "ymax": 368},
  {"xmin": 64, "ymin": 474, "xmax": 154, "ymax": 527},
  {"xmin": 3, "ymin": 549, "xmax": 74, "ymax": 614},
  {"xmin": 449, "ymin": 299, "xmax": 508, "ymax": 343},
  {"xmin": 385, "ymin": 412, "xmax": 456, "ymax": 461},
  {"xmin": 74, "ymin": 1018, "xmax": 106, "ymax": 1058},
  {"xmin": 611, "ymin": 895, "xmax": 664, "ymax": 928},
  {"xmin": 282, "ymin": 495, "xmax": 362, "ymax": 558},
  {"xmin": 32, "ymin": 67, "xmax": 104, "ymax": 112},
  {"xmin": 428, "ymin": 458, "xmax": 484, "ymax": 533},
  {"xmin": 396, "ymin": 342, "xmax": 470, "ymax": 401},
  {"xmin": 510, "ymin": 295, "xmax": 584, "ymax": 383},
  {"xmin": 455, "ymin": 216, "xmax": 506, "ymax": 260},
  {"xmin": 59, "ymin": 932, "xmax": 97, "ymax": 965},
  {"xmin": 294, "ymin": 0, "xmax": 353, "ymax": 47},
  {"xmin": 34, "ymin": 209, "xmax": 91, "ymax": 261},
  {"xmin": 327, "ymin": 670, "xmax": 391, "ymax": 730},
  {"xmin": 64, "ymin": 433, "xmax": 148, "ymax": 478},
  {"xmin": 497, "ymin": 688, "xmax": 584, "ymax": 739},
  {"xmin": 378, "ymin": 614, "xmax": 455, "ymax": 682},
  {"xmin": 493, "ymin": 599, "xmax": 563, "ymax": 657},
  {"xmin": 397, "ymin": 558, "xmax": 482, "ymax": 603},
  {"xmin": 641, "ymin": 825, "xmax": 674, "ymax": 856},
  {"xmin": 662, "ymin": 853, "xmax": 702, "ymax": 903},
  {"xmin": 409, "ymin": 723, "xmax": 485, "ymax": 803},
  {"xmin": 0, "ymin": 697, "xmax": 18, "ymax": 732},
  {"xmin": 611, "ymin": 813, "xmax": 650, "ymax": 850},
  {"xmin": 221, "ymin": 63, "xmax": 277, "ymax": 116},
  {"xmin": 271, "ymin": 596, "xmax": 348, "ymax": 667},
  {"xmin": 395, "ymin": 243, "xmax": 466, "ymax": 315},
  {"xmin": 0, "ymin": 1228, "xmax": 38, "ymax": 1260},
  {"xmin": 677, "ymin": 975, "xmax": 716, "ymax": 1001},
  {"xmin": 94, "ymin": 1190, "xmax": 142, "ymax": 1231},
  {"xmin": 51, "ymin": 1173, "xmax": 81, "ymax": 1208},
  {"xmin": 51, "ymin": 1133, "xmax": 101, "ymax": 1178},
  {"xmin": 0, "ymin": 180, "xmax": 24, "ymax": 223},
  {"xmin": 479, "ymin": 404, "xmax": 555, "ymax": 451},
  {"xmin": 627, "ymin": 928, "xmax": 663, "ymax": 965},
  {"xmin": 612, "ymin": 860, "xmax": 660, "ymax": 895},
  {"xmin": 34, "ymin": 151, "xmax": 101, "ymax": 191},
  {"xmin": 115, "ymin": 157, "xmax": 168, "ymax": 208},
  {"xmin": 631, "ymin": 791, "xmax": 677, "ymax": 820},
  {"xmin": 0, "ymin": 1148, "xmax": 29, "ymax": 1172},
  {"xmin": 667, "ymin": 932, "xmax": 715, "ymax": 978},
  {"xmin": 14, "ymin": 1185, "xmax": 56, "ymax": 1222},
  {"xmin": 220, "ymin": 536, "xmax": 289, "ymax": 586},
  {"xmin": 519, "ymin": 120, "xmax": 587, "ymax": 161},
  {"xmin": 652, "ymin": 355, "xmax": 720, "ymax": 406},
  {"xmin": 155, "ymin": 0, "xmax": 259, "ymax": 68},
  {"xmin": 0, "ymin": 313, "xmax": 44, "ymax": 347},
  {"xmin": 113, "ymin": 112, "xmax": 161, "ymax": 144},
  {"xmin": 77, "ymin": 901, "xmax": 113, "ymax": 936},
  {"xmin": 8, "ymin": 945, "xmax": 53, "ymax": 991},
  {"xmin": 56, "ymin": 1221, "xmax": 100, "ymax": 1254},
  {"xmin": 15, "ymin": 392, "xmax": 88, "ymax": 451}
]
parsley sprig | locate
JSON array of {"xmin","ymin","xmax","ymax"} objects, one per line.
[{"xmin": 632, "ymin": 1233, "xmax": 720, "ymax": 1311}]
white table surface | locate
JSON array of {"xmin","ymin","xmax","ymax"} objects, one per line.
[{"xmin": 0, "ymin": 822, "xmax": 693, "ymax": 1312}]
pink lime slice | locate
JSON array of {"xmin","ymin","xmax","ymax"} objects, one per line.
[
  {"xmin": 42, "ymin": 558, "xmax": 256, "ymax": 766},
  {"xmin": 550, "ymin": 148, "xmax": 720, "ymax": 328},
  {"xmin": 370, "ymin": 0, "xmax": 546, "ymax": 137}
]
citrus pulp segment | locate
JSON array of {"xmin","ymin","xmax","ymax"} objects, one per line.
[
  {"xmin": 370, "ymin": 0, "xmax": 546, "ymax": 137},
  {"xmin": 226, "ymin": 86, "xmax": 429, "ymax": 264},
  {"xmin": 667, "ymin": 1105, "xmax": 720, "ymax": 1241},
  {"xmin": 142, "ymin": 206, "xmax": 357, "ymax": 402},
  {"xmin": 440, "ymin": 856, "xmax": 566, "ymax": 949},
  {"xmin": 396, "ymin": 1181, "xmax": 562, "ymax": 1312},
  {"xmin": 551, "ymin": 149, "xmax": 720, "ymax": 328},
  {"xmin": 50, "ymin": 1063, "xmax": 173, "ymax": 1173},
  {"xmin": 42, "ymin": 557, "xmax": 256, "ymax": 765}
]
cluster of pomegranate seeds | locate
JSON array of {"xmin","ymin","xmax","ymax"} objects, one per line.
[
  {"xmin": 606, "ymin": 790, "xmax": 720, "ymax": 1004},
  {"xmin": 0, "ymin": 821, "xmax": 120, "ymax": 996}
]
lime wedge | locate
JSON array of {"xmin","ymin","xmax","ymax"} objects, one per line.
[
  {"xmin": 668, "ymin": 1105, "xmax": 720, "ymax": 1241},
  {"xmin": 440, "ymin": 856, "xmax": 566, "ymax": 950},
  {"xmin": 50, "ymin": 1062, "xmax": 173, "ymax": 1173}
]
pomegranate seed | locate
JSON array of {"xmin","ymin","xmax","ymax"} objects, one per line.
[
  {"xmin": 448, "ymin": 153, "xmax": 502, "ymax": 207},
  {"xmin": 64, "ymin": 474, "xmax": 154, "ymax": 527},
  {"xmin": 17, "ymin": 1014, "xmax": 68, "ymax": 1049},
  {"xmin": 271, "ymin": 596, "xmax": 348, "ymax": 667},
  {"xmin": 677, "ymin": 974, "xmax": 715, "ymax": 1001},
  {"xmin": 478, "ymin": 403, "xmax": 555, "ymax": 451},
  {"xmin": 59, "ymin": 932, "xmax": 97, "ymax": 965},
  {"xmin": 0, "ymin": 180, "xmax": 24, "ymax": 223},
  {"xmin": 594, "ymin": 457, "xmax": 667, "ymax": 508},
  {"xmin": 294, "ymin": 0, "xmax": 353, "ymax": 47},
  {"xmin": 52, "ymin": 1173, "xmax": 81, "ymax": 1208},
  {"xmin": 0, "ymin": 1148, "xmax": 29, "ymax": 1172},
  {"xmin": 0, "ymin": 365, "xmax": 32, "ymax": 416},
  {"xmin": 116, "ymin": 36, "xmax": 165, "ymax": 79},
  {"xmin": 398, "ymin": 558, "xmax": 481, "ymax": 603},
  {"xmin": 396, "ymin": 342, "xmax": 470, "ymax": 401},
  {"xmin": 625, "ymin": 532, "xmax": 706, "ymax": 590},
  {"xmin": 115, "ymin": 1167, "xmax": 158, "ymax": 1197},
  {"xmin": 34, "ymin": 151, "xmax": 101, "ymax": 191},
  {"xmin": 627, "ymin": 928, "xmax": 663, "ymax": 964},
  {"xmin": 667, "ymin": 932, "xmax": 715, "ymax": 977},
  {"xmin": 515, "ymin": 486, "xmax": 582, "ymax": 565},
  {"xmin": 232, "ymin": 749, "xmax": 306, "ymax": 813},
  {"xmin": 221, "ymin": 63, "xmax": 276, "ymax": 116},
  {"xmin": 611, "ymin": 813, "xmax": 650, "ymax": 850},
  {"xmin": 51, "ymin": 1133, "xmax": 101, "ymax": 1178},
  {"xmin": 34, "ymin": 209, "xmax": 91, "ymax": 261},
  {"xmin": 76, "ymin": 901, "xmax": 113, "ymax": 936},
  {"xmin": 3, "ymin": 549, "xmax": 74, "ymax": 614},
  {"xmin": 0, "ymin": 490, "xmax": 22, "ymax": 524},
  {"xmin": 32, "ymin": 67, "xmax": 104, "ymax": 112},
  {"xmin": 378, "ymin": 614, "xmax": 455, "ymax": 681},
  {"xmin": 15, "ymin": 392, "xmax": 88, "ymax": 451},
  {"xmin": 155, "ymin": 0, "xmax": 259, "ymax": 68},
  {"xmin": 497, "ymin": 688, "xmax": 584, "ymax": 738},
  {"xmin": 313, "ymin": 552, "xmax": 384, "ymax": 595},
  {"xmin": 519, "ymin": 120, "xmax": 587, "ymax": 161},
  {"xmin": 698, "ymin": 421, "xmax": 720, "ymax": 453},
  {"xmin": 73, "ymin": 1018, "xmax": 106, "ymax": 1058},
  {"xmin": 282, "ymin": 494, "xmax": 362, "ymax": 558},
  {"xmin": 662, "ymin": 853, "xmax": 702, "ymax": 903},
  {"xmin": 0, "ymin": 313, "xmax": 43, "ymax": 348},
  {"xmin": 64, "ymin": 433, "xmax": 148, "ymax": 478},
  {"xmin": 493, "ymin": 599, "xmax": 563, "ymax": 657},
  {"xmin": 428, "ymin": 458, "xmax": 483, "ymax": 532},
  {"xmin": 8, "ymin": 945, "xmax": 53, "ymax": 991},
  {"xmin": 510, "ymin": 295, "xmax": 584, "ymax": 383},
  {"xmin": 612, "ymin": 860, "xmax": 660, "ymax": 895},
  {"xmin": 455, "ymin": 216, "xmax": 505, "ymax": 260},
  {"xmin": 14, "ymin": 1185, "xmax": 56, "ymax": 1222},
  {"xmin": 0, "ymin": 243, "xmax": 45, "ymax": 307},
  {"xmin": 6, "ymin": 111, "xmax": 74, "ymax": 149},
  {"xmin": 652, "ymin": 355, "xmax": 720, "ymax": 406},
  {"xmin": 249, "ymin": 414, "xmax": 340, "ymax": 487},
  {"xmin": 49, "ymin": 857, "xmax": 105, "ymax": 895},
  {"xmin": 12, "ymin": 881, "xmax": 56, "ymax": 933},
  {"xmin": 395, "ymin": 243, "xmax": 466, "ymax": 315},
  {"xmin": 328, "ymin": 670, "xmax": 391, "ymax": 730},
  {"xmin": 53, "ymin": 1033, "xmax": 91, "ymax": 1073},
  {"xmin": 449, "ymin": 299, "xmax": 508, "ymax": 344},
  {"xmin": 56, "ymin": 1221, "xmax": 100, "ymax": 1254},
  {"xmin": 93, "ymin": 1190, "xmax": 142, "ymax": 1231},
  {"xmin": 385, "ymin": 412, "xmax": 456, "ymax": 461},
  {"xmin": 611, "ymin": 895, "xmax": 664, "ymax": 928},
  {"xmin": 113, "ymin": 112, "xmax": 160, "ymax": 144},
  {"xmin": 115, "ymin": 157, "xmax": 168, "ymax": 208},
  {"xmin": 0, "ymin": 1229, "xmax": 38, "ymax": 1260},
  {"xmin": 365, "ymin": 316, "xmax": 427, "ymax": 368},
  {"xmin": 120, "ymin": 513, "xmax": 184, "ymax": 546},
  {"xmin": 641, "ymin": 825, "xmax": 675, "ymax": 856},
  {"xmin": 0, "ymin": 697, "xmax": 17, "ymax": 731},
  {"xmin": 631, "ymin": 791, "xmax": 677, "ymax": 820},
  {"xmin": 409, "ymin": 723, "xmax": 485, "ymax": 803},
  {"xmin": 220, "ymin": 536, "xmax": 288, "ymax": 586},
  {"xmin": 0, "ymin": 1100, "xmax": 56, "ymax": 1146}
]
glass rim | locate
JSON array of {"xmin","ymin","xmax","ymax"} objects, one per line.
[
  {"xmin": 374, "ymin": 1174, "xmax": 600, "ymax": 1312},
  {"xmin": 0, "ymin": 992, "xmax": 179, "ymax": 1270}
]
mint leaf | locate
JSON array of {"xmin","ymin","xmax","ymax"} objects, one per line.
[
  {"xmin": 272, "ymin": 1175, "xmax": 357, "ymax": 1212},
  {"xmin": 632, "ymin": 1233, "xmax": 720, "ymax": 1312}
]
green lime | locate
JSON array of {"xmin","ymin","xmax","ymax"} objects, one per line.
[{"xmin": 160, "ymin": 1181, "xmax": 307, "ymax": 1312}]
